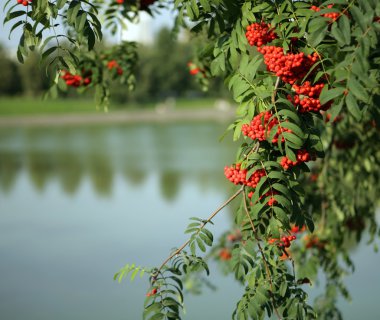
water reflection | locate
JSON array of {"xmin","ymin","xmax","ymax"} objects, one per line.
[
  {"xmin": 0, "ymin": 123, "xmax": 236, "ymax": 200},
  {"xmin": 0, "ymin": 151, "xmax": 21, "ymax": 192},
  {"xmin": 0, "ymin": 123, "xmax": 379, "ymax": 320}
]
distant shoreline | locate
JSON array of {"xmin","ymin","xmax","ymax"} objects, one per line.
[{"xmin": 0, "ymin": 108, "xmax": 236, "ymax": 128}]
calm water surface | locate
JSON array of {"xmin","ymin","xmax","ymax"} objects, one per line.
[{"xmin": 0, "ymin": 122, "xmax": 379, "ymax": 320}]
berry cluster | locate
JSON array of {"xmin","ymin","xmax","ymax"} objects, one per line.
[
  {"xmin": 267, "ymin": 194, "xmax": 277, "ymax": 206},
  {"xmin": 293, "ymin": 81, "xmax": 324, "ymax": 98},
  {"xmin": 224, "ymin": 163, "xmax": 246, "ymax": 185},
  {"xmin": 268, "ymin": 235, "xmax": 297, "ymax": 248},
  {"xmin": 224, "ymin": 163, "xmax": 266, "ymax": 188},
  {"xmin": 280, "ymin": 149, "xmax": 311, "ymax": 170},
  {"xmin": 304, "ymin": 235, "xmax": 325, "ymax": 249},
  {"xmin": 226, "ymin": 230, "xmax": 242, "ymax": 242},
  {"xmin": 291, "ymin": 225, "xmax": 306, "ymax": 234},
  {"xmin": 219, "ymin": 248, "xmax": 232, "ymax": 261},
  {"xmin": 146, "ymin": 288, "xmax": 158, "ymax": 297},
  {"xmin": 16, "ymin": 0, "xmax": 32, "ymax": 6},
  {"xmin": 241, "ymin": 111, "xmax": 291, "ymax": 143},
  {"xmin": 248, "ymin": 190, "xmax": 278, "ymax": 206},
  {"xmin": 310, "ymin": 173, "xmax": 319, "ymax": 182},
  {"xmin": 246, "ymin": 169, "xmax": 266, "ymax": 188},
  {"xmin": 61, "ymin": 70, "xmax": 92, "ymax": 88},
  {"xmin": 107, "ymin": 60, "xmax": 123, "ymax": 75},
  {"xmin": 311, "ymin": 4, "xmax": 341, "ymax": 22},
  {"xmin": 187, "ymin": 61, "xmax": 201, "ymax": 75},
  {"xmin": 324, "ymin": 113, "xmax": 343, "ymax": 123},
  {"xmin": 116, "ymin": 0, "xmax": 124, "ymax": 4},
  {"xmin": 257, "ymin": 46, "xmax": 319, "ymax": 85},
  {"xmin": 287, "ymin": 81, "xmax": 330, "ymax": 113},
  {"xmin": 245, "ymin": 22, "xmax": 277, "ymax": 47}
]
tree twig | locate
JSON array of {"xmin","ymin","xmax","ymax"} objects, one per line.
[
  {"xmin": 272, "ymin": 76, "xmax": 281, "ymax": 106},
  {"xmin": 156, "ymin": 186, "xmax": 244, "ymax": 273}
]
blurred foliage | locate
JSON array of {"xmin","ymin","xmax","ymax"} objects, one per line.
[
  {"xmin": 0, "ymin": 45, "xmax": 23, "ymax": 96},
  {"xmin": 110, "ymin": 28, "xmax": 228, "ymax": 105},
  {"xmin": 0, "ymin": 28, "xmax": 227, "ymax": 105},
  {"xmin": 0, "ymin": 45, "xmax": 49, "ymax": 97}
]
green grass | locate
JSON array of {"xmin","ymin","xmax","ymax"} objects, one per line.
[
  {"xmin": 0, "ymin": 96, "xmax": 218, "ymax": 116},
  {"xmin": 0, "ymin": 97, "xmax": 98, "ymax": 116}
]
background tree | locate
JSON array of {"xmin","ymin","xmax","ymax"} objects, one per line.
[{"xmin": 0, "ymin": 45, "xmax": 23, "ymax": 96}]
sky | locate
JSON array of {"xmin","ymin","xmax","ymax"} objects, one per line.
[{"xmin": 0, "ymin": 3, "xmax": 176, "ymax": 53}]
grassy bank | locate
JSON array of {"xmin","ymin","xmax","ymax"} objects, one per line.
[{"xmin": 0, "ymin": 97, "xmax": 219, "ymax": 116}]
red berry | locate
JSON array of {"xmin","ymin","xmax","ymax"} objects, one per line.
[
  {"xmin": 280, "ymin": 149, "xmax": 312, "ymax": 170},
  {"xmin": 257, "ymin": 46, "xmax": 319, "ymax": 84},
  {"xmin": 190, "ymin": 68, "xmax": 200, "ymax": 75},
  {"xmin": 245, "ymin": 22, "xmax": 277, "ymax": 47},
  {"xmin": 241, "ymin": 111, "xmax": 291, "ymax": 144},
  {"xmin": 107, "ymin": 60, "xmax": 118, "ymax": 70}
]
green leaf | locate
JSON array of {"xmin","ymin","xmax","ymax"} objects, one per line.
[
  {"xmin": 319, "ymin": 87, "xmax": 345, "ymax": 105},
  {"xmin": 57, "ymin": 0, "xmax": 68, "ymax": 9},
  {"xmin": 86, "ymin": 26, "xmax": 96, "ymax": 50},
  {"xmin": 67, "ymin": 1, "xmax": 81, "ymax": 25},
  {"xmin": 280, "ymin": 281, "xmax": 288, "ymax": 297},
  {"xmin": 41, "ymin": 46, "xmax": 58, "ymax": 63},
  {"xmin": 233, "ymin": 78, "xmax": 251, "ymax": 99},
  {"xmin": 327, "ymin": 99, "xmax": 343, "ymax": 123},
  {"xmin": 246, "ymin": 55, "xmax": 263, "ymax": 80},
  {"xmin": 130, "ymin": 268, "xmax": 140, "ymax": 281},
  {"xmin": 347, "ymin": 77, "xmax": 369, "ymax": 102},
  {"xmin": 280, "ymin": 122, "xmax": 305, "ymax": 139},
  {"xmin": 8, "ymin": 20, "xmax": 23, "ymax": 39},
  {"xmin": 350, "ymin": 5, "xmax": 367, "ymax": 32},
  {"xmin": 199, "ymin": 0, "xmax": 210, "ymax": 11},
  {"xmin": 75, "ymin": 11, "xmax": 87, "ymax": 33},
  {"xmin": 199, "ymin": 232, "xmax": 212, "ymax": 246},
  {"xmin": 345, "ymin": 92, "xmax": 361, "ymax": 120},
  {"xmin": 283, "ymin": 132, "xmax": 303, "ymax": 148},
  {"xmin": 277, "ymin": 106, "xmax": 301, "ymax": 125},
  {"xmin": 272, "ymin": 183, "xmax": 291, "ymax": 198},
  {"xmin": 196, "ymin": 236, "xmax": 206, "ymax": 252},
  {"xmin": 307, "ymin": 20, "xmax": 328, "ymax": 47},
  {"xmin": 331, "ymin": 23, "xmax": 346, "ymax": 47},
  {"xmin": 201, "ymin": 228, "xmax": 213, "ymax": 243},
  {"xmin": 149, "ymin": 313, "xmax": 165, "ymax": 320},
  {"xmin": 273, "ymin": 206, "xmax": 290, "ymax": 228},
  {"xmin": 338, "ymin": 14, "xmax": 351, "ymax": 45},
  {"xmin": 190, "ymin": 0, "xmax": 199, "ymax": 18},
  {"xmin": 255, "ymin": 286, "xmax": 269, "ymax": 305},
  {"xmin": 267, "ymin": 171, "xmax": 286, "ymax": 181}
]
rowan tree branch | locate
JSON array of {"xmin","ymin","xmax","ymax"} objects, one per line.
[
  {"xmin": 156, "ymin": 186, "xmax": 244, "ymax": 273},
  {"xmin": 242, "ymin": 188, "xmax": 282, "ymax": 320}
]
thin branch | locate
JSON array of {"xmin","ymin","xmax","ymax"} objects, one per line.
[
  {"xmin": 242, "ymin": 188, "xmax": 282, "ymax": 320},
  {"xmin": 272, "ymin": 76, "xmax": 281, "ymax": 106},
  {"xmin": 271, "ymin": 76, "xmax": 289, "ymax": 142},
  {"xmin": 242, "ymin": 141, "xmax": 260, "ymax": 161},
  {"xmin": 156, "ymin": 186, "xmax": 244, "ymax": 273}
]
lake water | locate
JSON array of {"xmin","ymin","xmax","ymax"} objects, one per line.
[{"xmin": 0, "ymin": 122, "xmax": 379, "ymax": 319}]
